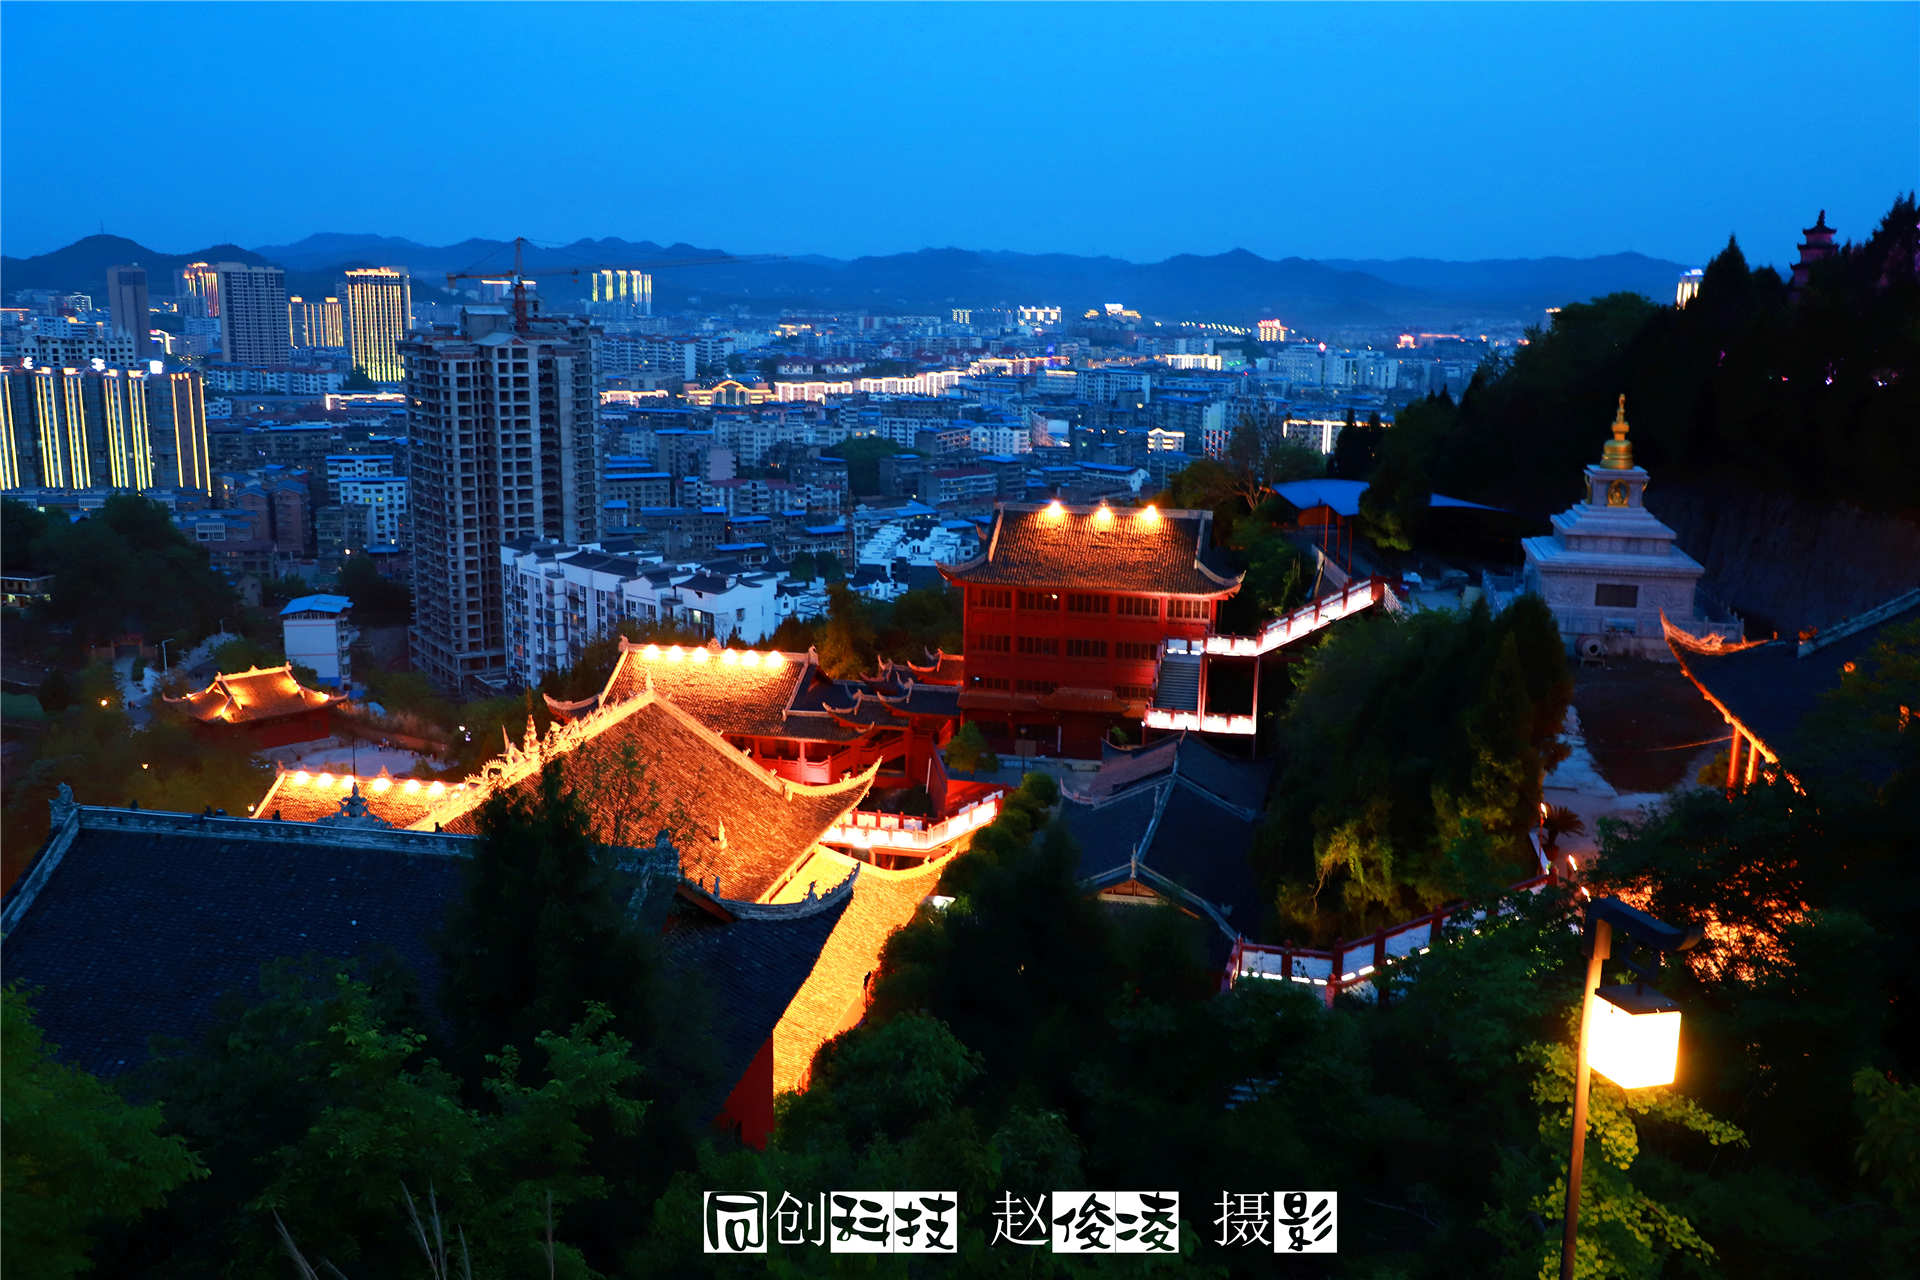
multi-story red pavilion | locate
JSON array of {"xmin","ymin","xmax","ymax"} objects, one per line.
[{"xmin": 940, "ymin": 500, "xmax": 1243, "ymax": 756}]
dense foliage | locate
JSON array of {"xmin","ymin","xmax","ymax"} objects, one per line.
[
  {"xmin": 1355, "ymin": 195, "xmax": 1920, "ymax": 521},
  {"xmin": 3, "ymin": 495, "xmax": 237, "ymax": 648},
  {"xmin": 1258, "ymin": 596, "xmax": 1572, "ymax": 943}
]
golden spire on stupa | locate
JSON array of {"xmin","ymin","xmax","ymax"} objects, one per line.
[{"xmin": 1601, "ymin": 394, "xmax": 1634, "ymax": 470}]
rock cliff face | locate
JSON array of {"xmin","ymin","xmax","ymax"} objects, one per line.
[{"xmin": 1648, "ymin": 484, "xmax": 1920, "ymax": 634}]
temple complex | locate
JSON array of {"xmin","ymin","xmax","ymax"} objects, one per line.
[
  {"xmin": 249, "ymin": 651, "xmax": 968, "ymax": 1093},
  {"xmin": 1519, "ymin": 396, "xmax": 1741, "ymax": 661},
  {"xmin": 941, "ymin": 500, "xmax": 1243, "ymax": 756},
  {"xmin": 165, "ymin": 664, "xmax": 342, "ymax": 747}
]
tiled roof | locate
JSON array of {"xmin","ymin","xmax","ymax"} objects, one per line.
[
  {"xmin": 762, "ymin": 851, "xmax": 946, "ymax": 1092},
  {"xmin": 1666, "ymin": 589, "xmax": 1920, "ymax": 766},
  {"xmin": 939, "ymin": 502, "xmax": 1242, "ymax": 596},
  {"xmin": 167, "ymin": 665, "xmax": 339, "ymax": 725},
  {"xmin": 662, "ymin": 881, "xmax": 855, "ymax": 1120},
  {"xmin": 0, "ymin": 811, "xmax": 471, "ymax": 1079},
  {"xmin": 249, "ymin": 771, "xmax": 461, "ymax": 827},
  {"xmin": 420, "ymin": 692, "xmax": 873, "ymax": 905},
  {"xmin": 1060, "ymin": 734, "xmax": 1275, "ymax": 942},
  {"xmin": 603, "ymin": 642, "xmax": 808, "ymax": 737}
]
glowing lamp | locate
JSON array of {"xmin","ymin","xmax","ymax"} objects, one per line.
[
  {"xmin": 666, "ymin": 645, "xmax": 684, "ymax": 662},
  {"xmin": 428, "ymin": 781, "xmax": 446, "ymax": 796},
  {"xmin": 1139, "ymin": 504, "xmax": 1161, "ymax": 525},
  {"xmin": 316, "ymin": 772, "xmax": 333, "ymax": 787},
  {"xmin": 1043, "ymin": 499, "xmax": 1064, "ymax": 519},
  {"xmin": 1587, "ymin": 984, "xmax": 1681, "ymax": 1089},
  {"xmin": 339, "ymin": 775, "xmax": 355, "ymax": 790},
  {"xmin": 721, "ymin": 649, "xmax": 739, "ymax": 665},
  {"xmin": 739, "ymin": 650, "xmax": 761, "ymax": 668},
  {"xmin": 1093, "ymin": 503, "xmax": 1113, "ymax": 526},
  {"xmin": 371, "ymin": 777, "xmax": 391, "ymax": 793},
  {"xmin": 764, "ymin": 651, "xmax": 784, "ymax": 670},
  {"xmin": 643, "ymin": 644, "xmax": 661, "ymax": 660},
  {"xmin": 690, "ymin": 646, "xmax": 710, "ymax": 664},
  {"xmin": 293, "ymin": 771, "xmax": 311, "ymax": 784},
  {"xmin": 404, "ymin": 779, "xmax": 421, "ymax": 794}
]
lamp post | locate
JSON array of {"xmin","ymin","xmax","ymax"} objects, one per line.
[{"xmin": 1561, "ymin": 897, "xmax": 1702, "ymax": 1280}]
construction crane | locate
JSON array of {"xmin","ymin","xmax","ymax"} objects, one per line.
[{"xmin": 444, "ymin": 236, "xmax": 785, "ymax": 331}]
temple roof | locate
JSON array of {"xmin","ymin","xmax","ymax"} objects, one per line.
[
  {"xmin": 167, "ymin": 665, "xmax": 340, "ymax": 725},
  {"xmin": 603, "ymin": 642, "xmax": 808, "ymax": 737},
  {"xmin": 1666, "ymin": 588, "xmax": 1920, "ymax": 765},
  {"xmin": 420, "ymin": 692, "xmax": 875, "ymax": 904},
  {"xmin": 939, "ymin": 502, "xmax": 1243, "ymax": 597},
  {"xmin": 599, "ymin": 641, "xmax": 962, "ymax": 742},
  {"xmin": 759, "ymin": 850, "xmax": 948, "ymax": 1092},
  {"xmin": 1059, "ymin": 733, "xmax": 1275, "ymax": 944},
  {"xmin": 662, "ymin": 876, "xmax": 856, "ymax": 1119},
  {"xmin": 2, "ymin": 804, "xmax": 852, "ymax": 1120},
  {"xmin": 0, "ymin": 808, "xmax": 472, "ymax": 1079}
]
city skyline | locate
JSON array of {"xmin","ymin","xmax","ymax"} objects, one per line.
[{"xmin": 1, "ymin": 3, "xmax": 1913, "ymax": 267}]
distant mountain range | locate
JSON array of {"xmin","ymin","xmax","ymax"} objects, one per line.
[{"xmin": 2, "ymin": 232, "xmax": 1691, "ymax": 329}]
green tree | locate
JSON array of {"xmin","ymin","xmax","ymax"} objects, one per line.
[
  {"xmin": 336, "ymin": 553, "xmax": 412, "ymax": 628},
  {"xmin": 2, "ymin": 987, "xmax": 205, "ymax": 1279},
  {"xmin": 943, "ymin": 720, "xmax": 999, "ymax": 774},
  {"xmin": 814, "ymin": 582, "xmax": 877, "ymax": 677}
]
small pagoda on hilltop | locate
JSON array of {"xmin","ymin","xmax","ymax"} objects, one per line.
[
  {"xmin": 1789, "ymin": 209, "xmax": 1840, "ymax": 298},
  {"xmin": 165, "ymin": 664, "xmax": 342, "ymax": 748},
  {"xmin": 1519, "ymin": 397, "xmax": 1741, "ymax": 661}
]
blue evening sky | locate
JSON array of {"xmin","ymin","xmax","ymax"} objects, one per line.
[{"xmin": 2, "ymin": 2, "xmax": 1913, "ymax": 266}]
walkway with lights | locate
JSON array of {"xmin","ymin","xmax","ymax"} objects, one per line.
[{"xmin": 1144, "ymin": 576, "xmax": 1402, "ymax": 736}]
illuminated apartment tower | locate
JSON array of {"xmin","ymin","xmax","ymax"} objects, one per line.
[
  {"xmin": 179, "ymin": 262, "xmax": 220, "ymax": 318},
  {"xmin": 214, "ymin": 263, "xmax": 290, "ymax": 365},
  {"xmin": 401, "ymin": 306, "xmax": 602, "ymax": 692},
  {"xmin": 1675, "ymin": 269, "xmax": 1704, "ymax": 308},
  {"xmin": 1258, "ymin": 318, "xmax": 1288, "ymax": 343},
  {"xmin": 106, "ymin": 265, "xmax": 153, "ymax": 359},
  {"xmin": 153, "ymin": 370, "xmax": 212, "ymax": 493},
  {"xmin": 342, "ymin": 267, "xmax": 413, "ymax": 382},
  {"xmin": 289, "ymin": 295, "xmax": 345, "ymax": 349},
  {"xmin": 589, "ymin": 268, "xmax": 652, "ymax": 318},
  {"xmin": 0, "ymin": 367, "xmax": 157, "ymax": 492}
]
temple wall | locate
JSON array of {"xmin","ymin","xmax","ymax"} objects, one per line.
[{"xmin": 1648, "ymin": 485, "xmax": 1920, "ymax": 633}]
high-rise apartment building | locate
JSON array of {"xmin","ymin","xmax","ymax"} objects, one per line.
[
  {"xmin": 0, "ymin": 366, "xmax": 176, "ymax": 493},
  {"xmin": 154, "ymin": 370, "xmax": 212, "ymax": 493},
  {"xmin": 106, "ymin": 265, "xmax": 153, "ymax": 360},
  {"xmin": 589, "ymin": 268, "xmax": 651, "ymax": 318},
  {"xmin": 214, "ymin": 263, "xmax": 290, "ymax": 366},
  {"xmin": 179, "ymin": 262, "xmax": 220, "ymax": 317},
  {"xmin": 342, "ymin": 267, "xmax": 412, "ymax": 382},
  {"xmin": 289, "ymin": 295, "xmax": 345, "ymax": 349},
  {"xmin": 402, "ymin": 306, "xmax": 602, "ymax": 692}
]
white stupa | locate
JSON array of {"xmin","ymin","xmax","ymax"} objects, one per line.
[{"xmin": 1521, "ymin": 396, "xmax": 1741, "ymax": 661}]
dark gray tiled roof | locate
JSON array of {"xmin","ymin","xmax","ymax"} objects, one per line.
[
  {"xmin": 2, "ymin": 817, "xmax": 470, "ymax": 1079},
  {"xmin": 661, "ymin": 887, "xmax": 853, "ymax": 1119}
]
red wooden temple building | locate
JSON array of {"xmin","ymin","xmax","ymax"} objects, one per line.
[
  {"xmin": 165, "ymin": 664, "xmax": 342, "ymax": 748},
  {"xmin": 940, "ymin": 500, "xmax": 1244, "ymax": 757}
]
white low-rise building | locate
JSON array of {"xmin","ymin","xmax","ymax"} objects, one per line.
[
  {"xmin": 500, "ymin": 540, "xmax": 784, "ymax": 687},
  {"xmin": 280, "ymin": 594, "xmax": 356, "ymax": 686}
]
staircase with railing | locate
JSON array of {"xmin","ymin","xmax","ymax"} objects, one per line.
[{"xmin": 1144, "ymin": 577, "xmax": 1400, "ymax": 735}]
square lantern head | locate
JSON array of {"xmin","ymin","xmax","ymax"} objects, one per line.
[{"xmin": 1589, "ymin": 983, "xmax": 1681, "ymax": 1089}]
